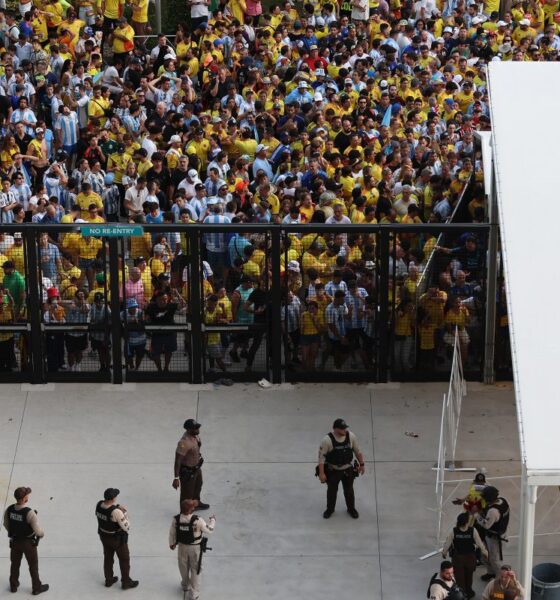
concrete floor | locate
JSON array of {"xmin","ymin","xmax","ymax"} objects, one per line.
[{"xmin": 0, "ymin": 381, "xmax": 557, "ymax": 599}]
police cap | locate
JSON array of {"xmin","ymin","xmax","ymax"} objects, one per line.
[
  {"xmin": 482, "ymin": 485, "xmax": 499, "ymax": 503},
  {"xmin": 184, "ymin": 418, "xmax": 201, "ymax": 430},
  {"xmin": 104, "ymin": 488, "xmax": 120, "ymax": 500},
  {"xmin": 333, "ymin": 418, "xmax": 349, "ymax": 430}
]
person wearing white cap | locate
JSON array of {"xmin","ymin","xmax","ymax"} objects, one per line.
[
  {"xmin": 177, "ymin": 168, "xmax": 200, "ymax": 200},
  {"xmin": 252, "ymin": 144, "xmax": 273, "ymax": 180},
  {"xmin": 285, "ymin": 80, "xmax": 313, "ymax": 105},
  {"xmin": 166, "ymin": 134, "xmax": 184, "ymax": 170}
]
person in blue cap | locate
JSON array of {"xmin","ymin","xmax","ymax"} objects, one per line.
[{"xmin": 121, "ymin": 297, "xmax": 146, "ymax": 371}]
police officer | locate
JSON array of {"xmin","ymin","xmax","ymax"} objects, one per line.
[
  {"xmin": 2, "ymin": 486, "xmax": 49, "ymax": 595},
  {"xmin": 169, "ymin": 499, "xmax": 216, "ymax": 598},
  {"xmin": 318, "ymin": 418, "xmax": 365, "ymax": 519},
  {"xmin": 443, "ymin": 512, "xmax": 488, "ymax": 598},
  {"xmin": 95, "ymin": 488, "xmax": 139, "ymax": 589},
  {"xmin": 472, "ymin": 486, "xmax": 510, "ymax": 581},
  {"xmin": 172, "ymin": 419, "xmax": 209, "ymax": 509}
]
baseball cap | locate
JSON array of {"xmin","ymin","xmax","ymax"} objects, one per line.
[
  {"xmin": 35, "ymin": 127, "xmax": 44, "ymax": 134},
  {"xmin": 333, "ymin": 418, "xmax": 349, "ymax": 430},
  {"xmin": 13, "ymin": 232, "xmax": 22, "ymax": 239},
  {"xmin": 153, "ymin": 244, "xmax": 165, "ymax": 254},
  {"xmin": 315, "ymin": 68, "xmax": 325, "ymax": 76},
  {"xmin": 14, "ymin": 486, "xmax": 31, "ymax": 500},
  {"xmin": 184, "ymin": 418, "xmax": 201, "ymax": 430},
  {"xmin": 314, "ymin": 92, "xmax": 323, "ymax": 101},
  {"xmin": 104, "ymin": 488, "xmax": 120, "ymax": 500},
  {"xmin": 298, "ymin": 81, "xmax": 309, "ymax": 88},
  {"xmin": 287, "ymin": 260, "xmax": 300, "ymax": 272},
  {"xmin": 126, "ymin": 298, "xmax": 138, "ymax": 309},
  {"xmin": 170, "ymin": 134, "xmax": 182, "ymax": 143},
  {"xmin": 187, "ymin": 169, "xmax": 198, "ymax": 179},
  {"xmin": 256, "ymin": 144, "xmax": 269, "ymax": 153}
]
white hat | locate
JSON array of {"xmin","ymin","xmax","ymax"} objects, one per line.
[
  {"xmin": 153, "ymin": 244, "xmax": 165, "ymax": 254},
  {"xmin": 287, "ymin": 260, "xmax": 300, "ymax": 272},
  {"xmin": 75, "ymin": 218, "xmax": 88, "ymax": 223},
  {"xmin": 379, "ymin": 79, "xmax": 388, "ymax": 89},
  {"xmin": 315, "ymin": 68, "xmax": 325, "ymax": 76},
  {"xmin": 497, "ymin": 20, "xmax": 507, "ymax": 26},
  {"xmin": 170, "ymin": 134, "xmax": 182, "ymax": 144},
  {"xmin": 314, "ymin": 92, "xmax": 323, "ymax": 101},
  {"xmin": 207, "ymin": 197, "xmax": 219, "ymax": 206},
  {"xmin": 472, "ymin": 16, "xmax": 482, "ymax": 24},
  {"xmin": 519, "ymin": 18, "xmax": 530, "ymax": 26},
  {"xmin": 316, "ymin": 16, "xmax": 325, "ymax": 27},
  {"xmin": 344, "ymin": 77, "xmax": 353, "ymax": 85},
  {"xmin": 499, "ymin": 43, "xmax": 512, "ymax": 54},
  {"xmin": 163, "ymin": 53, "xmax": 175, "ymax": 61},
  {"xmin": 187, "ymin": 169, "xmax": 198, "ymax": 179},
  {"xmin": 298, "ymin": 80, "xmax": 308, "ymax": 88},
  {"xmin": 453, "ymin": 74, "xmax": 463, "ymax": 84},
  {"xmin": 256, "ymin": 144, "xmax": 269, "ymax": 153},
  {"xmin": 443, "ymin": 26, "xmax": 453, "ymax": 33}
]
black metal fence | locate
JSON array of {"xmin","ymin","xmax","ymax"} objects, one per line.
[{"xmin": 0, "ymin": 222, "xmax": 494, "ymax": 385}]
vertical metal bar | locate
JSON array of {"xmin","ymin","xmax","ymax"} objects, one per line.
[
  {"xmin": 188, "ymin": 229, "xmax": 202, "ymax": 384},
  {"xmin": 24, "ymin": 231, "xmax": 44, "ymax": 383},
  {"xmin": 377, "ymin": 229, "xmax": 390, "ymax": 382},
  {"xmin": 484, "ymin": 169, "xmax": 499, "ymax": 383},
  {"xmin": 108, "ymin": 238, "xmax": 123, "ymax": 384},
  {"xmin": 270, "ymin": 227, "xmax": 282, "ymax": 383},
  {"xmin": 154, "ymin": 0, "xmax": 161, "ymax": 34}
]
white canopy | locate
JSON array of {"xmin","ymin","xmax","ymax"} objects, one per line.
[
  {"xmin": 488, "ymin": 62, "xmax": 560, "ymax": 482},
  {"xmin": 488, "ymin": 62, "xmax": 560, "ymax": 593}
]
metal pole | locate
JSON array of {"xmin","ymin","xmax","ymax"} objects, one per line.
[
  {"xmin": 154, "ymin": 0, "xmax": 161, "ymax": 34},
  {"xmin": 378, "ymin": 229, "xmax": 390, "ymax": 382},
  {"xmin": 517, "ymin": 467, "xmax": 527, "ymax": 580},
  {"xmin": 188, "ymin": 230, "xmax": 203, "ymax": 384},
  {"xmin": 24, "ymin": 231, "xmax": 44, "ymax": 383},
  {"xmin": 108, "ymin": 238, "xmax": 123, "ymax": 384},
  {"xmin": 483, "ymin": 168, "xmax": 499, "ymax": 384},
  {"xmin": 270, "ymin": 228, "xmax": 282, "ymax": 384},
  {"xmin": 520, "ymin": 484, "xmax": 537, "ymax": 595}
]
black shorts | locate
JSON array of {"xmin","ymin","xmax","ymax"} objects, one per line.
[
  {"xmin": 65, "ymin": 333, "xmax": 88, "ymax": 354},
  {"xmin": 151, "ymin": 333, "xmax": 177, "ymax": 355},
  {"xmin": 346, "ymin": 328, "xmax": 367, "ymax": 350}
]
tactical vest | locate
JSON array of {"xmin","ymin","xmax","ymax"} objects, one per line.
[
  {"xmin": 6, "ymin": 505, "xmax": 34, "ymax": 539},
  {"xmin": 175, "ymin": 514, "xmax": 201, "ymax": 545},
  {"xmin": 95, "ymin": 501, "xmax": 121, "ymax": 534},
  {"xmin": 452, "ymin": 527, "xmax": 475, "ymax": 555},
  {"xmin": 487, "ymin": 498, "xmax": 510, "ymax": 536},
  {"xmin": 325, "ymin": 432, "xmax": 353, "ymax": 467}
]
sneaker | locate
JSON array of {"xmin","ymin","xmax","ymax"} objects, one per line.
[
  {"xmin": 323, "ymin": 509, "xmax": 333, "ymax": 519},
  {"xmin": 105, "ymin": 576, "xmax": 118, "ymax": 588},
  {"xmin": 194, "ymin": 502, "xmax": 210, "ymax": 510},
  {"xmin": 347, "ymin": 508, "xmax": 359, "ymax": 519},
  {"xmin": 32, "ymin": 584, "xmax": 49, "ymax": 595},
  {"xmin": 480, "ymin": 573, "xmax": 495, "ymax": 581},
  {"xmin": 122, "ymin": 580, "xmax": 139, "ymax": 589}
]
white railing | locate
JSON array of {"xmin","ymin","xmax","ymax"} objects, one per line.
[{"xmin": 435, "ymin": 326, "xmax": 467, "ymax": 545}]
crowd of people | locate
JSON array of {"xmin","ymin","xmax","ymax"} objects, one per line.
[{"xmin": 0, "ymin": 0, "xmax": 535, "ymax": 375}]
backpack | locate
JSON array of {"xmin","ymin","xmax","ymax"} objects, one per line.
[{"xmin": 427, "ymin": 573, "xmax": 467, "ymax": 600}]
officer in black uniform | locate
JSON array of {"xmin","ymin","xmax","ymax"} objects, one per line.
[
  {"xmin": 317, "ymin": 418, "xmax": 365, "ymax": 519},
  {"xmin": 472, "ymin": 485, "xmax": 510, "ymax": 581},
  {"xmin": 95, "ymin": 488, "xmax": 139, "ymax": 590},
  {"xmin": 2, "ymin": 486, "xmax": 49, "ymax": 595}
]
